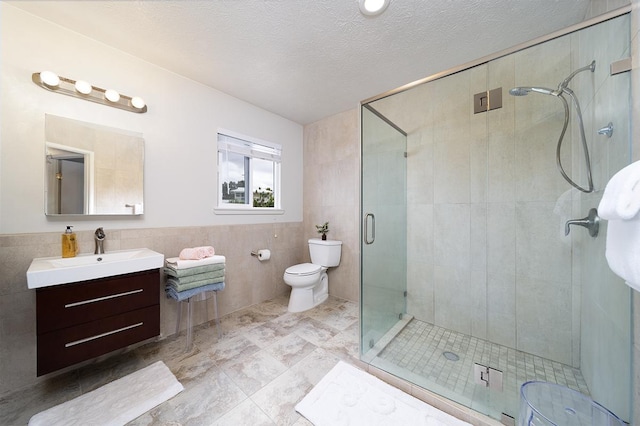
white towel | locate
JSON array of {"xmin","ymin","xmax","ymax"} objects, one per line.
[
  {"xmin": 165, "ymin": 254, "xmax": 226, "ymax": 270},
  {"xmin": 29, "ymin": 361, "xmax": 183, "ymax": 426},
  {"xmin": 598, "ymin": 160, "xmax": 640, "ymax": 220},
  {"xmin": 599, "ymin": 161, "xmax": 640, "ymax": 293},
  {"xmin": 604, "ymin": 219, "xmax": 640, "ymax": 292}
]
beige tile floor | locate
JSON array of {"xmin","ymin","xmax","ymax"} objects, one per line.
[
  {"xmin": 377, "ymin": 318, "xmax": 589, "ymax": 420},
  {"xmin": 0, "ymin": 295, "xmax": 361, "ymax": 426}
]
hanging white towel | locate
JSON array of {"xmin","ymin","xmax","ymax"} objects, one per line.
[
  {"xmin": 598, "ymin": 160, "xmax": 640, "ymax": 220},
  {"xmin": 598, "ymin": 160, "xmax": 640, "ymax": 292},
  {"xmin": 603, "ymin": 219, "xmax": 640, "ymax": 292}
]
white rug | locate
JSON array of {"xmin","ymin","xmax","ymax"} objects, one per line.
[
  {"xmin": 296, "ymin": 361, "xmax": 471, "ymax": 426},
  {"xmin": 29, "ymin": 361, "xmax": 184, "ymax": 426}
]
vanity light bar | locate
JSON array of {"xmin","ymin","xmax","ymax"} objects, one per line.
[{"xmin": 32, "ymin": 71, "xmax": 147, "ymax": 114}]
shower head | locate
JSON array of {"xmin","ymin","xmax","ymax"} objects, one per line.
[
  {"xmin": 509, "ymin": 86, "xmax": 559, "ymax": 97},
  {"xmin": 508, "ymin": 87, "xmax": 530, "ymax": 96},
  {"xmin": 511, "ymin": 61, "xmax": 595, "ymax": 98}
]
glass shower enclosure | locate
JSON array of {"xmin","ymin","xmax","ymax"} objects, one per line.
[
  {"xmin": 361, "ymin": 104, "xmax": 407, "ymax": 359},
  {"xmin": 360, "ymin": 11, "xmax": 632, "ymax": 424}
]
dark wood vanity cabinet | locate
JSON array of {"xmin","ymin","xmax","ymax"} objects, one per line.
[{"xmin": 36, "ymin": 269, "xmax": 160, "ymax": 376}]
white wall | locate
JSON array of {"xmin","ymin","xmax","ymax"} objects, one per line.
[{"xmin": 0, "ymin": 3, "xmax": 303, "ymax": 235}]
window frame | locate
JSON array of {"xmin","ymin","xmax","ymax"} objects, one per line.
[{"xmin": 214, "ymin": 129, "xmax": 284, "ymax": 215}]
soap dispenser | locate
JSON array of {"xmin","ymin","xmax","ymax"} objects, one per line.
[{"xmin": 61, "ymin": 226, "xmax": 78, "ymax": 258}]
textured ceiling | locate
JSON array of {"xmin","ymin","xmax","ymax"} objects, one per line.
[{"xmin": 8, "ymin": 0, "xmax": 593, "ymax": 124}]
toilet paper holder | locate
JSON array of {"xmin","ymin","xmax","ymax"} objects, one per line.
[{"xmin": 250, "ymin": 249, "xmax": 271, "ymax": 261}]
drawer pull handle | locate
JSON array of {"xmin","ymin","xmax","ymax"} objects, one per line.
[
  {"xmin": 65, "ymin": 322, "xmax": 144, "ymax": 348},
  {"xmin": 65, "ymin": 289, "xmax": 143, "ymax": 308}
]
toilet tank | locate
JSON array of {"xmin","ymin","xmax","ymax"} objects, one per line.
[{"xmin": 308, "ymin": 239, "xmax": 342, "ymax": 267}]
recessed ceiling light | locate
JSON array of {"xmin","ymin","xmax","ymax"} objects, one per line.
[{"xmin": 359, "ymin": 0, "xmax": 390, "ymax": 16}]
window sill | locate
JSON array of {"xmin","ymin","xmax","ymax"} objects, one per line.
[{"xmin": 214, "ymin": 207, "xmax": 285, "ymax": 215}]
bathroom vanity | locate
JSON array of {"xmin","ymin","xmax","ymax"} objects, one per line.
[
  {"xmin": 26, "ymin": 248, "xmax": 165, "ymax": 376},
  {"xmin": 35, "ymin": 269, "xmax": 160, "ymax": 376}
]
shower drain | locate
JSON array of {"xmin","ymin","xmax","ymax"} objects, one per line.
[{"xmin": 443, "ymin": 351, "xmax": 460, "ymax": 361}]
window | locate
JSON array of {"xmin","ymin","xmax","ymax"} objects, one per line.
[{"xmin": 217, "ymin": 131, "xmax": 281, "ymax": 212}]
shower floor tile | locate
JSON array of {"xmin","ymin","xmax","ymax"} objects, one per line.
[{"xmin": 376, "ymin": 318, "xmax": 589, "ymax": 419}]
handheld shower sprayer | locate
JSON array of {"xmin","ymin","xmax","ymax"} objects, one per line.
[
  {"xmin": 508, "ymin": 61, "xmax": 596, "ymax": 193},
  {"xmin": 508, "ymin": 86, "xmax": 559, "ymax": 97}
]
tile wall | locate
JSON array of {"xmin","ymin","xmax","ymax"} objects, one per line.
[
  {"xmin": 372, "ymin": 35, "xmax": 579, "ymax": 366},
  {"xmin": 302, "ymin": 109, "xmax": 361, "ymax": 303}
]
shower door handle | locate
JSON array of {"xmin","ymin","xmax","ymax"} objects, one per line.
[{"xmin": 364, "ymin": 213, "xmax": 375, "ymax": 245}]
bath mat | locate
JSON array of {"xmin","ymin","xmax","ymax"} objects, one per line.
[
  {"xmin": 296, "ymin": 361, "xmax": 471, "ymax": 426},
  {"xmin": 29, "ymin": 361, "xmax": 183, "ymax": 426}
]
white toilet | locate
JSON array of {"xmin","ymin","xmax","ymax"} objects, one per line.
[{"xmin": 284, "ymin": 238, "xmax": 342, "ymax": 313}]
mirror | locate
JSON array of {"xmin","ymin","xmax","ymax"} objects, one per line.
[{"xmin": 44, "ymin": 114, "xmax": 144, "ymax": 215}]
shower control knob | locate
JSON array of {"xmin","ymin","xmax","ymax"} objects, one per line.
[{"xmin": 565, "ymin": 208, "xmax": 600, "ymax": 238}]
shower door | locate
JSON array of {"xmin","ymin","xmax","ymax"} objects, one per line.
[{"xmin": 360, "ymin": 105, "xmax": 407, "ymax": 356}]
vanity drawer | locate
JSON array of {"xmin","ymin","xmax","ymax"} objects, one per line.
[
  {"xmin": 36, "ymin": 269, "xmax": 160, "ymax": 334},
  {"xmin": 37, "ymin": 305, "xmax": 160, "ymax": 376}
]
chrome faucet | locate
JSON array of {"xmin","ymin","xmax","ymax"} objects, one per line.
[{"xmin": 94, "ymin": 227, "xmax": 106, "ymax": 254}]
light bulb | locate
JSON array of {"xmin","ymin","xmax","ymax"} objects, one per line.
[
  {"xmin": 40, "ymin": 71, "xmax": 60, "ymax": 87},
  {"xmin": 130, "ymin": 96, "xmax": 145, "ymax": 109},
  {"xmin": 359, "ymin": 0, "xmax": 389, "ymax": 15},
  {"xmin": 104, "ymin": 89, "xmax": 120, "ymax": 103},
  {"xmin": 74, "ymin": 80, "xmax": 92, "ymax": 95}
]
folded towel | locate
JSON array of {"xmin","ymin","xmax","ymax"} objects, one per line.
[
  {"xmin": 164, "ymin": 264, "xmax": 225, "ymax": 279},
  {"xmin": 179, "ymin": 246, "xmax": 215, "ymax": 260},
  {"xmin": 167, "ymin": 276, "xmax": 225, "ymax": 292},
  {"xmin": 598, "ymin": 160, "xmax": 640, "ymax": 220},
  {"xmin": 165, "ymin": 255, "xmax": 226, "ymax": 270},
  {"xmin": 165, "ymin": 269, "xmax": 225, "ymax": 285},
  {"xmin": 165, "ymin": 281, "xmax": 226, "ymax": 301}
]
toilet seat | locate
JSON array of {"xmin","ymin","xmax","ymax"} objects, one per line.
[{"xmin": 285, "ymin": 263, "xmax": 321, "ymax": 276}]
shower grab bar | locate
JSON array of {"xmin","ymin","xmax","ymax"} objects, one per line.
[{"xmin": 364, "ymin": 213, "xmax": 375, "ymax": 244}]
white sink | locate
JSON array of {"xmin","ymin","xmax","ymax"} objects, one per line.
[{"xmin": 27, "ymin": 248, "xmax": 164, "ymax": 289}]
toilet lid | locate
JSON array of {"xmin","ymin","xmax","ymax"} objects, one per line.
[{"xmin": 285, "ymin": 263, "xmax": 321, "ymax": 276}]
